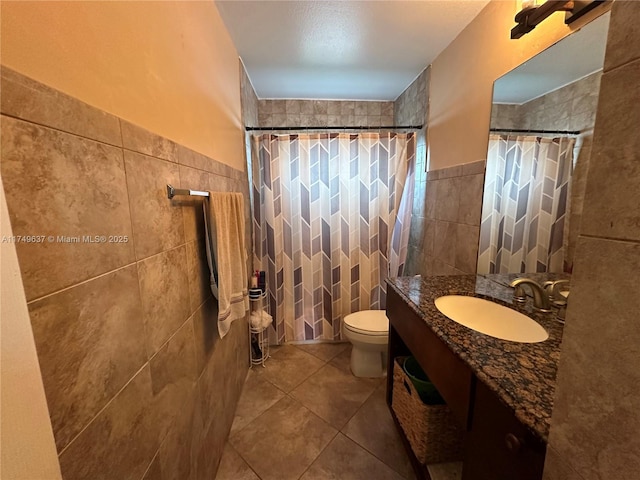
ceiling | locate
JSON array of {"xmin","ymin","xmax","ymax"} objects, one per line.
[
  {"xmin": 493, "ymin": 11, "xmax": 610, "ymax": 105},
  {"xmin": 216, "ymin": 0, "xmax": 490, "ymax": 101}
]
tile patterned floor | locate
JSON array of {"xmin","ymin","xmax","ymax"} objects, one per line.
[{"xmin": 216, "ymin": 343, "xmax": 462, "ymax": 480}]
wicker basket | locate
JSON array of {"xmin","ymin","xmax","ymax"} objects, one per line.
[{"xmin": 392, "ymin": 357, "xmax": 464, "ymax": 464}]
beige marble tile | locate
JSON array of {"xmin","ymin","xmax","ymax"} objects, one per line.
[
  {"xmin": 149, "ymin": 318, "xmax": 198, "ymax": 439},
  {"xmin": 258, "ymin": 99, "xmax": 272, "ymax": 115},
  {"xmin": 230, "ymin": 396, "xmax": 337, "ymax": 480},
  {"xmin": 59, "ymin": 367, "xmax": 159, "ymax": 480},
  {"xmin": 191, "ymin": 297, "xmax": 221, "ymax": 374},
  {"xmin": 603, "ymin": 1, "xmax": 640, "ymax": 72},
  {"xmin": 329, "ymin": 344, "xmax": 353, "ymax": 374},
  {"xmin": 547, "ymin": 237, "xmax": 640, "ymax": 479},
  {"xmin": 324, "ymin": 100, "xmax": 340, "ymax": 115},
  {"xmin": 291, "ymin": 363, "xmax": 379, "ymax": 429},
  {"xmin": 198, "ymin": 319, "xmax": 247, "ymax": 432},
  {"xmin": 343, "ymin": 384, "xmax": 414, "ymax": 479},
  {"xmin": 253, "ymin": 344, "xmax": 324, "ymax": 392},
  {"xmin": 0, "ymin": 67, "xmax": 122, "ymax": 146},
  {"xmin": 423, "ymin": 219, "xmax": 436, "ymax": 258},
  {"xmin": 121, "ymin": 120, "xmax": 178, "ymax": 162},
  {"xmin": 186, "ymin": 238, "xmax": 212, "ymax": 313},
  {"xmin": 433, "ymin": 221, "xmax": 457, "ymax": 267},
  {"xmin": 285, "ymin": 100, "xmax": 302, "ymax": 115},
  {"xmin": 457, "ymin": 174, "xmax": 484, "ymax": 227},
  {"xmin": 272, "ymin": 113, "xmax": 287, "ymax": 128},
  {"xmin": 124, "ymin": 150, "xmax": 184, "ymax": 260},
  {"xmin": 434, "ymin": 178, "xmax": 460, "ymax": 223},
  {"xmin": 355, "ymin": 102, "xmax": 368, "ymax": 116},
  {"xmin": 327, "ymin": 114, "xmax": 341, "ymax": 127},
  {"xmin": 295, "ymin": 342, "xmax": 349, "ymax": 362},
  {"xmin": 137, "ymin": 246, "xmax": 191, "ymax": 356},
  {"xmin": 142, "ymin": 455, "xmax": 162, "ymax": 480},
  {"xmin": 286, "ymin": 113, "xmax": 302, "ymax": 127},
  {"xmin": 355, "ymin": 114, "xmax": 368, "ymax": 126},
  {"xmin": 1, "ymin": 115, "xmax": 134, "ymax": 301},
  {"xmin": 177, "ymin": 144, "xmax": 225, "ymax": 175},
  {"xmin": 341, "ymin": 101, "xmax": 355, "ymax": 116},
  {"xmin": 258, "ymin": 112, "xmax": 273, "ymax": 127},
  {"xmin": 454, "ymin": 224, "xmax": 480, "ymax": 274},
  {"xmin": 427, "ymin": 462, "xmax": 463, "ymax": 480},
  {"xmin": 542, "ymin": 446, "xmax": 585, "ymax": 480},
  {"xmin": 312, "ymin": 100, "xmax": 328, "ymax": 115},
  {"xmin": 425, "ymin": 181, "xmax": 437, "ymax": 220},
  {"xmin": 28, "ymin": 265, "xmax": 146, "ymax": 450},
  {"xmin": 581, "ymin": 60, "xmax": 640, "ymax": 242},
  {"xmin": 271, "ymin": 100, "xmax": 286, "ymax": 115},
  {"xmin": 230, "ymin": 370, "xmax": 286, "ymax": 435},
  {"xmin": 382, "ymin": 102, "xmax": 395, "ymax": 117},
  {"xmin": 367, "ymin": 102, "xmax": 382, "ymax": 116},
  {"xmin": 300, "ymin": 433, "xmax": 405, "ymax": 480},
  {"xmin": 196, "ymin": 411, "xmax": 234, "ymax": 480},
  {"xmin": 156, "ymin": 387, "xmax": 201, "ymax": 480},
  {"xmin": 436, "ymin": 165, "xmax": 463, "ymax": 180},
  {"xmin": 300, "ymin": 101, "xmax": 314, "ymax": 115},
  {"xmin": 215, "ymin": 443, "xmax": 260, "ymax": 480}
]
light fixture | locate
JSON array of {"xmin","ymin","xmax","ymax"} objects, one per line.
[{"xmin": 511, "ymin": 0, "xmax": 607, "ymax": 39}]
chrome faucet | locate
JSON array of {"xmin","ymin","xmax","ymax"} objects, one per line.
[{"xmin": 510, "ymin": 278, "xmax": 552, "ymax": 312}]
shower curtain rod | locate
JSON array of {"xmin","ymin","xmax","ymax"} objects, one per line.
[
  {"xmin": 166, "ymin": 184, "xmax": 209, "ymax": 199},
  {"xmin": 245, "ymin": 125, "xmax": 423, "ymax": 131},
  {"xmin": 490, "ymin": 128, "xmax": 581, "ymax": 135}
]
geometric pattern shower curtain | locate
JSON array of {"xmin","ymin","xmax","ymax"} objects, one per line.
[
  {"xmin": 251, "ymin": 132, "xmax": 415, "ymax": 342},
  {"xmin": 477, "ymin": 134, "xmax": 574, "ymax": 274}
]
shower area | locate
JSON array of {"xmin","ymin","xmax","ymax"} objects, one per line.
[{"xmin": 248, "ymin": 130, "xmax": 416, "ymax": 343}]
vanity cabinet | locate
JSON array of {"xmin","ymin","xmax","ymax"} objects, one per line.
[
  {"xmin": 386, "ymin": 287, "xmax": 546, "ymax": 480},
  {"xmin": 464, "ymin": 381, "xmax": 546, "ymax": 480},
  {"xmin": 386, "ymin": 287, "xmax": 473, "ymax": 428}
]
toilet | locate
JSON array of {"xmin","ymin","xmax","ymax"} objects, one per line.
[{"xmin": 343, "ymin": 310, "xmax": 389, "ymax": 378}]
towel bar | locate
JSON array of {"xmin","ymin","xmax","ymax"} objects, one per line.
[{"xmin": 166, "ymin": 184, "xmax": 209, "ymax": 199}]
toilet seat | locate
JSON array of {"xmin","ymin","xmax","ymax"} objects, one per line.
[{"xmin": 344, "ymin": 310, "xmax": 388, "ymax": 336}]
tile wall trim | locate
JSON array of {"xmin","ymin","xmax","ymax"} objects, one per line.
[
  {"xmin": 1, "ymin": 66, "xmax": 123, "ymax": 147},
  {"xmin": 24, "ymin": 261, "xmax": 137, "ymax": 306}
]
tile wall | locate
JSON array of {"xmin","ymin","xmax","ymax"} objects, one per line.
[
  {"xmin": 240, "ymin": 61, "xmax": 259, "ymax": 128},
  {"xmin": 408, "ymin": 161, "xmax": 485, "ymax": 276},
  {"xmin": 0, "ymin": 66, "xmax": 250, "ymax": 480},
  {"xmin": 394, "ymin": 67, "xmax": 429, "ymax": 128},
  {"xmin": 257, "ymin": 99, "xmax": 394, "ymax": 128},
  {"xmin": 543, "ymin": 2, "xmax": 640, "ymax": 479}
]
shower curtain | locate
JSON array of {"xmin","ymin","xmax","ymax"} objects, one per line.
[
  {"xmin": 477, "ymin": 134, "xmax": 575, "ymax": 274},
  {"xmin": 251, "ymin": 132, "xmax": 415, "ymax": 342}
]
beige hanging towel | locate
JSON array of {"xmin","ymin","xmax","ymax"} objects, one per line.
[{"xmin": 203, "ymin": 192, "xmax": 249, "ymax": 338}]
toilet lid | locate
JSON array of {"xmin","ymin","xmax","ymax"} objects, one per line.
[{"xmin": 344, "ymin": 310, "xmax": 388, "ymax": 335}]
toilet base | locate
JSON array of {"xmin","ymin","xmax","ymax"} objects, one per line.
[{"xmin": 350, "ymin": 345, "xmax": 388, "ymax": 378}]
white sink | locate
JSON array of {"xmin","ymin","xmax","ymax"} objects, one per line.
[{"xmin": 434, "ymin": 295, "xmax": 549, "ymax": 343}]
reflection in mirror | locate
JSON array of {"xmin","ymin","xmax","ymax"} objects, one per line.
[{"xmin": 477, "ymin": 12, "xmax": 610, "ymax": 275}]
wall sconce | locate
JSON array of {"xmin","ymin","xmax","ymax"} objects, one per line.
[{"xmin": 511, "ymin": 0, "xmax": 606, "ymax": 39}]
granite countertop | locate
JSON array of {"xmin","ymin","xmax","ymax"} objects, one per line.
[{"xmin": 387, "ymin": 273, "xmax": 570, "ymax": 443}]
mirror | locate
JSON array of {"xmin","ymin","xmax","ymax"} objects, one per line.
[{"xmin": 477, "ymin": 12, "xmax": 610, "ymax": 275}]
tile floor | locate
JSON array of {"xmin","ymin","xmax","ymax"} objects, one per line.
[{"xmin": 215, "ymin": 343, "xmax": 462, "ymax": 480}]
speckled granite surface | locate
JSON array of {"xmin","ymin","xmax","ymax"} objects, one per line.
[{"xmin": 387, "ymin": 274, "xmax": 570, "ymax": 443}]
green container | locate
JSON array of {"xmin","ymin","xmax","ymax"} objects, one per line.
[{"xmin": 403, "ymin": 356, "xmax": 445, "ymax": 405}]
